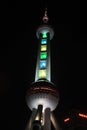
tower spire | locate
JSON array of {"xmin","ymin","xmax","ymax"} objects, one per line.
[
  {"xmin": 35, "ymin": 8, "xmax": 54, "ymax": 82},
  {"xmin": 42, "ymin": 8, "xmax": 49, "ymax": 23}
]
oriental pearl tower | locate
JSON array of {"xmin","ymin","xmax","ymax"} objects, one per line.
[{"xmin": 25, "ymin": 9, "xmax": 60, "ymax": 130}]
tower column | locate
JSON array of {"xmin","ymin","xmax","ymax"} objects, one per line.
[
  {"xmin": 43, "ymin": 108, "xmax": 51, "ymax": 130},
  {"xmin": 51, "ymin": 112, "xmax": 61, "ymax": 130},
  {"xmin": 25, "ymin": 108, "xmax": 37, "ymax": 130},
  {"xmin": 35, "ymin": 105, "xmax": 43, "ymax": 121}
]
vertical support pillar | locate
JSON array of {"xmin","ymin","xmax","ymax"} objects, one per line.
[
  {"xmin": 35, "ymin": 105, "xmax": 43, "ymax": 121},
  {"xmin": 37, "ymin": 105, "xmax": 43, "ymax": 121},
  {"xmin": 25, "ymin": 108, "xmax": 37, "ymax": 130},
  {"xmin": 43, "ymin": 108, "xmax": 51, "ymax": 130},
  {"xmin": 51, "ymin": 112, "xmax": 61, "ymax": 130}
]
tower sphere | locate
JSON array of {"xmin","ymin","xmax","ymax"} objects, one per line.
[
  {"xmin": 36, "ymin": 8, "xmax": 54, "ymax": 40},
  {"xmin": 42, "ymin": 8, "xmax": 49, "ymax": 23},
  {"xmin": 43, "ymin": 15, "xmax": 49, "ymax": 23},
  {"xmin": 26, "ymin": 80, "xmax": 59, "ymax": 111},
  {"xmin": 36, "ymin": 25, "xmax": 54, "ymax": 40}
]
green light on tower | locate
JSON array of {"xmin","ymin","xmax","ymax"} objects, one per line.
[
  {"xmin": 42, "ymin": 33, "xmax": 47, "ymax": 38},
  {"xmin": 40, "ymin": 52, "xmax": 47, "ymax": 59}
]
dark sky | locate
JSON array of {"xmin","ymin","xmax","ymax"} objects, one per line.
[{"xmin": 0, "ymin": 0, "xmax": 87, "ymax": 130}]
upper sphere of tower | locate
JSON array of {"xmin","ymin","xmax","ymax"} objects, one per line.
[
  {"xmin": 36, "ymin": 25, "xmax": 54, "ymax": 40},
  {"xmin": 36, "ymin": 8, "xmax": 54, "ymax": 40},
  {"xmin": 42, "ymin": 8, "xmax": 49, "ymax": 23}
]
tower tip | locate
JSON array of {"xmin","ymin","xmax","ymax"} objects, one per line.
[{"xmin": 42, "ymin": 8, "xmax": 49, "ymax": 23}]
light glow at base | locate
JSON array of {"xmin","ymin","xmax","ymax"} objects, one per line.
[
  {"xmin": 35, "ymin": 115, "xmax": 40, "ymax": 121},
  {"xmin": 26, "ymin": 92, "xmax": 59, "ymax": 111},
  {"xmin": 39, "ymin": 69, "xmax": 46, "ymax": 78}
]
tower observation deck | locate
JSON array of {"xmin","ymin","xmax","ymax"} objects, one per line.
[{"xmin": 25, "ymin": 9, "xmax": 60, "ymax": 130}]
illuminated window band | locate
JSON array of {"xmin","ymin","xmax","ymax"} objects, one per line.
[
  {"xmin": 39, "ymin": 69, "xmax": 46, "ymax": 78},
  {"xmin": 40, "ymin": 60, "xmax": 46, "ymax": 69},
  {"xmin": 41, "ymin": 39, "xmax": 47, "ymax": 44},
  {"xmin": 40, "ymin": 52, "xmax": 47, "ymax": 59},
  {"xmin": 41, "ymin": 45, "xmax": 47, "ymax": 51},
  {"xmin": 42, "ymin": 33, "xmax": 47, "ymax": 38}
]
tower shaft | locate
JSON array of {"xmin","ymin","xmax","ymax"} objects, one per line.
[
  {"xmin": 43, "ymin": 108, "xmax": 51, "ymax": 130},
  {"xmin": 35, "ymin": 32, "xmax": 51, "ymax": 81}
]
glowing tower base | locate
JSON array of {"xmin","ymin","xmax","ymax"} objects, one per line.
[{"xmin": 26, "ymin": 81, "xmax": 59, "ymax": 130}]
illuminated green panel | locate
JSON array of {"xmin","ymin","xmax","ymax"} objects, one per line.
[
  {"xmin": 39, "ymin": 69, "xmax": 46, "ymax": 78},
  {"xmin": 42, "ymin": 33, "xmax": 47, "ymax": 38},
  {"xmin": 41, "ymin": 45, "xmax": 47, "ymax": 51},
  {"xmin": 40, "ymin": 52, "xmax": 47, "ymax": 59}
]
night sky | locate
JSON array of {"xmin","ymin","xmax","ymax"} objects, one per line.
[{"xmin": 0, "ymin": 0, "xmax": 87, "ymax": 130}]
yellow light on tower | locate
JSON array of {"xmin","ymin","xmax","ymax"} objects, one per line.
[
  {"xmin": 39, "ymin": 69, "xmax": 46, "ymax": 78},
  {"xmin": 41, "ymin": 45, "xmax": 47, "ymax": 51}
]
